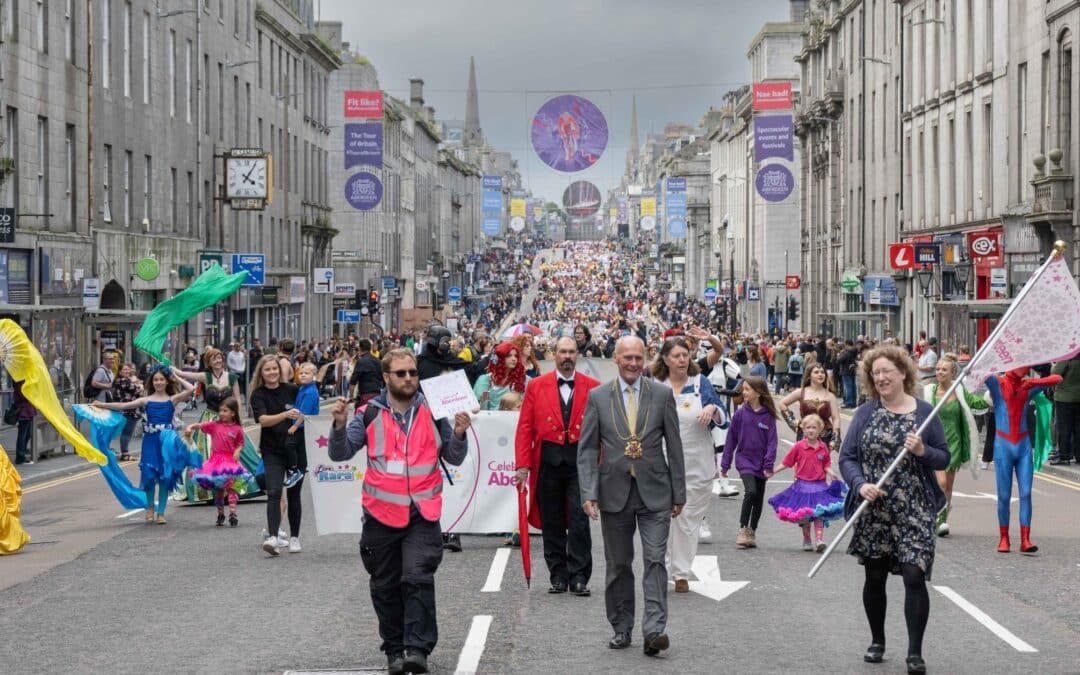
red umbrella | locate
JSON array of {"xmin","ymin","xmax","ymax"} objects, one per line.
[{"xmin": 517, "ymin": 483, "xmax": 532, "ymax": 588}]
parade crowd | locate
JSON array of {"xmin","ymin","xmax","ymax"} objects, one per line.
[{"xmin": 3, "ymin": 237, "xmax": 1079, "ymax": 675}]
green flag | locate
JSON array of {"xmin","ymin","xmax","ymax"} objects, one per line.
[{"xmin": 134, "ymin": 266, "xmax": 249, "ymax": 364}]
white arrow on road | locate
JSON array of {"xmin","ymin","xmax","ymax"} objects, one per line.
[
  {"xmin": 687, "ymin": 555, "xmax": 749, "ymax": 602},
  {"xmin": 952, "ymin": 490, "xmax": 1017, "ymax": 503}
]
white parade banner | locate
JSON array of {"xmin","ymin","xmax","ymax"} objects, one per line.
[{"xmin": 305, "ymin": 412, "xmax": 522, "ymax": 536}]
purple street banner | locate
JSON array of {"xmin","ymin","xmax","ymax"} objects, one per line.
[
  {"xmin": 345, "ymin": 123, "xmax": 383, "ymax": 169},
  {"xmin": 344, "ymin": 171, "xmax": 383, "ymax": 210},
  {"xmin": 531, "ymin": 95, "xmax": 608, "ymax": 172},
  {"xmin": 753, "ymin": 114, "xmax": 794, "ymax": 162},
  {"xmin": 755, "ymin": 163, "xmax": 795, "ymax": 203},
  {"xmin": 562, "ymin": 181, "xmax": 601, "ymax": 217}
]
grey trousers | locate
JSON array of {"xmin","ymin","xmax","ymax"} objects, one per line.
[{"xmin": 600, "ymin": 480, "xmax": 670, "ymax": 638}]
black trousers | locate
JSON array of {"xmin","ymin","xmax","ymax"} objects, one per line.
[
  {"xmin": 360, "ymin": 506, "xmax": 444, "ymax": 656},
  {"xmin": 1056, "ymin": 400, "xmax": 1080, "ymax": 461},
  {"xmin": 740, "ymin": 475, "xmax": 768, "ymax": 530},
  {"xmin": 15, "ymin": 418, "xmax": 33, "ymax": 463},
  {"xmin": 536, "ymin": 459, "xmax": 592, "ymax": 585},
  {"xmin": 263, "ymin": 450, "xmax": 306, "ymax": 537}
]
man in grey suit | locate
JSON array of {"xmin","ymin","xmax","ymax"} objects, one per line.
[{"xmin": 578, "ymin": 335, "xmax": 686, "ymax": 657}]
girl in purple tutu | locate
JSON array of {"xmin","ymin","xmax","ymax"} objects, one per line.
[
  {"xmin": 769, "ymin": 414, "xmax": 846, "ymax": 552},
  {"xmin": 183, "ymin": 398, "xmax": 255, "ymax": 527}
]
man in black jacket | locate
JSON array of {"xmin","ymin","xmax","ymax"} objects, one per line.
[{"xmin": 349, "ymin": 339, "xmax": 383, "ymax": 406}]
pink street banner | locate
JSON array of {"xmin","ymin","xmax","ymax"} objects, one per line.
[
  {"xmin": 306, "ymin": 412, "xmax": 521, "ymax": 535},
  {"xmin": 962, "ymin": 252, "xmax": 1080, "ymax": 390}
]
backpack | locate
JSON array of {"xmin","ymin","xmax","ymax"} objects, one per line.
[
  {"xmin": 83, "ymin": 368, "xmax": 101, "ymax": 400},
  {"xmin": 789, "ymin": 353, "xmax": 805, "ymax": 374}
]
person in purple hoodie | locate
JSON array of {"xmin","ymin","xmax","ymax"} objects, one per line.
[{"xmin": 721, "ymin": 376, "xmax": 779, "ymax": 549}]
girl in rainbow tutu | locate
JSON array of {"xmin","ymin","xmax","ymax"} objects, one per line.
[
  {"xmin": 768, "ymin": 414, "xmax": 847, "ymax": 552},
  {"xmin": 183, "ymin": 397, "xmax": 256, "ymax": 527}
]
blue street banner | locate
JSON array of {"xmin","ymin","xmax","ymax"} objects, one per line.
[
  {"xmin": 753, "ymin": 114, "xmax": 794, "ymax": 162},
  {"xmin": 344, "ymin": 123, "xmax": 383, "ymax": 169},
  {"xmin": 482, "ymin": 175, "xmax": 503, "ymax": 236},
  {"xmin": 666, "ymin": 177, "xmax": 687, "ymax": 238}
]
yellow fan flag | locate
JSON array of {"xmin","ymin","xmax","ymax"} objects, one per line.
[
  {"xmin": 0, "ymin": 319, "xmax": 106, "ymax": 465},
  {"xmin": 0, "ymin": 445, "xmax": 30, "ymax": 554}
]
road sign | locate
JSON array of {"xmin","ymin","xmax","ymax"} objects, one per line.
[
  {"xmin": 784, "ymin": 275, "xmax": 801, "ymax": 290},
  {"xmin": 889, "ymin": 243, "xmax": 915, "ymax": 270},
  {"xmin": 313, "ymin": 267, "xmax": 334, "ymax": 294},
  {"xmin": 336, "ymin": 310, "xmax": 361, "ymax": 322},
  {"xmin": 447, "ymin": 286, "xmax": 462, "ymax": 303},
  {"xmin": 334, "ymin": 283, "xmax": 356, "ymax": 296},
  {"xmin": 382, "ymin": 275, "xmax": 397, "ymax": 289},
  {"xmin": 913, "ymin": 242, "xmax": 940, "ymax": 265},
  {"xmin": 231, "ymin": 253, "xmax": 265, "ymax": 286},
  {"xmin": 703, "ymin": 287, "xmax": 718, "ymax": 303}
]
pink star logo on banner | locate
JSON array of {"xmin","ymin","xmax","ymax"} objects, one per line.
[{"xmin": 316, "ymin": 435, "xmax": 329, "ymax": 448}]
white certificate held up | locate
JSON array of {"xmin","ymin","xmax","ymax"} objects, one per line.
[{"xmin": 419, "ymin": 369, "xmax": 480, "ymax": 420}]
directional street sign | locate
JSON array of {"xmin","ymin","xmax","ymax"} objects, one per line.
[
  {"xmin": 231, "ymin": 253, "xmax": 265, "ymax": 286},
  {"xmin": 889, "ymin": 242, "xmax": 915, "ymax": 270},
  {"xmin": 336, "ymin": 310, "xmax": 361, "ymax": 322},
  {"xmin": 313, "ymin": 267, "xmax": 334, "ymax": 294}
]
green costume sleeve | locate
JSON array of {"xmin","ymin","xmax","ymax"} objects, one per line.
[
  {"xmin": 964, "ymin": 388, "xmax": 990, "ymax": 411},
  {"xmin": 1032, "ymin": 391, "xmax": 1054, "ymax": 472},
  {"xmin": 133, "ymin": 266, "xmax": 249, "ymax": 364}
]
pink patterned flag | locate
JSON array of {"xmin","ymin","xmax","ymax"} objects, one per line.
[{"xmin": 963, "ymin": 253, "xmax": 1080, "ymax": 390}]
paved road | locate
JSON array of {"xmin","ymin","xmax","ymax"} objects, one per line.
[{"xmin": 3, "ymin": 402, "xmax": 1079, "ymax": 674}]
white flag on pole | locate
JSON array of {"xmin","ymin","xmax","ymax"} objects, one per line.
[{"xmin": 962, "ymin": 253, "xmax": 1080, "ymax": 391}]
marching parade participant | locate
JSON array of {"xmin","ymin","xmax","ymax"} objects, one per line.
[
  {"xmin": 649, "ymin": 335, "xmax": 726, "ymax": 593},
  {"xmin": 328, "ymin": 348, "xmax": 471, "ymax": 675},
  {"xmin": 514, "ymin": 336, "xmax": 600, "ymax": 596},
  {"xmin": 578, "ymin": 336, "xmax": 685, "ymax": 657}
]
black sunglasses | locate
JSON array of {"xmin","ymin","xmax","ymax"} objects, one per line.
[{"xmin": 389, "ymin": 369, "xmax": 419, "ymax": 378}]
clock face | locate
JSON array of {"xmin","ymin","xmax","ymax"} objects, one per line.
[{"xmin": 226, "ymin": 157, "xmax": 268, "ymax": 199}]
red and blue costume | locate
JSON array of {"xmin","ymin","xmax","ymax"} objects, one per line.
[{"xmin": 984, "ymin": 367, "xmax": 1062, "ymax": 553}]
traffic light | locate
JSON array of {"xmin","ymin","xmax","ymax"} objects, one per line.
[
  {"xmin": 787, "ymin": 296, "xmax": 800, "ymax": 321},
  {"xmin": 368, "ymin": 291, "xmax": 380, "ymax": 315}
]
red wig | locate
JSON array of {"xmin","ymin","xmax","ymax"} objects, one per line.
[{"xmin": 490, "ymin": 342, "xmax": 526, "ymax": 393}]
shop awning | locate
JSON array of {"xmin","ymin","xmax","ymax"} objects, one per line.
[
  {"xmin": 933, "ymin": 299, "xmax": 1011, "ymax": 318},
  {"xmin": 819, "ymin": 311, "xmax": 891, "ymax": 322}
]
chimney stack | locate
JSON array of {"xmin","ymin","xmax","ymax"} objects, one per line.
[
  {"xmin": 789, "ymin": 0, "xmax": 809, "ymax": 22},
  {"xmin": 409, "ymin": 78, "xmax": 424, "ymax": 112},
  {"xmin": 426, "ymin": 105, "xmax": 436, "ymax": 123}
]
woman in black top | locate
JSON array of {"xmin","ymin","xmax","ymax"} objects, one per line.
[{"xmin": 249, "ymin": 354, "xmax": 302, "ymax": 556}]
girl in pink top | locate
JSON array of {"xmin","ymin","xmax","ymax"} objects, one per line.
[
  {"xmin": 184, "ymin": 398, "xmax": 256, "ymax": 527},
  {"xmin": 768, "ymin": 414, "xmax": 846, "ymax": 551}
]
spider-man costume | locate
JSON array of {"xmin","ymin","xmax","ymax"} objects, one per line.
[{"xmin": 984, "ymin": 367, "xmax": 1062, "ymax": 553}]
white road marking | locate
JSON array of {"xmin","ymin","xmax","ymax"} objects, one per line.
[
  {"xmin": 685, "ymin": 555, "xmax": 749, "ymax": 602},
  {"xmin": 480, "ymin": 548, "xmax": 511, "ymax": 593},
  {"xmin": 934, "ymin": 585, "xmax": 1037, "ymax": 653},
  {"xmin": 454, "ymin": 615, "xmax": 493, "ymax": 675},
  {"xmin": 115, "ymin": 509, "xmax": 145, "ymax": 519},
  {"xmin": 952, "ymin": 491, "xmax": 1017, "ymax": 503}
]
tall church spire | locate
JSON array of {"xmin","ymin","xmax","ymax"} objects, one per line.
[
  {"xmin": 464, "ymin": 56, "xmax": 482, "ymax": 147},
  {"xmin": 626, "ymin": 94, "xmax": 640, "ymax": 172}
]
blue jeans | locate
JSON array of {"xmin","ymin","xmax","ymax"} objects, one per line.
[
  {"xmin": 119, "ymin": 416, "xmax": 140, "ymax": 457},
  {"xmin": 15, "ymin": 418, "xmax": 33, "ymax": 463},
  {"xmin": 842, "ymin": 374, "xmax": 857, "ymax": 408}
]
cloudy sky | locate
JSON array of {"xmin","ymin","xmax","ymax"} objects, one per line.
[{"xmin": 319, "ymin": 0, "xmax": 792, "ymax": 202}]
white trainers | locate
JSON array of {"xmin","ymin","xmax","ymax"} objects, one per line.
[
  {"xmin": 276, "ymin": 536, "xmax": 290, "ymax": 548},
  {"xmin": 980, "ymin": 461, "xmax": 990, "ymax": 470},
  {"xmin": 699, "ymin": 520, "xmax": 713, "ymax": 543},
  {"xmin": 288, "ymin": 536, "xmax": 302, "ymax": 553},
  {"xmin": 262, "ymin": 536, "xmax": 280, "ymax": 557}
]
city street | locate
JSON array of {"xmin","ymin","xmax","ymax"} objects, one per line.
[{"xmin": 4, "ymin": 412, "xmax": 1079, "ymax": 674}]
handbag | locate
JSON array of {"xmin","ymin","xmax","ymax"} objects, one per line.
[{"xmin": 4, "ymin": 404, "xmax": 19, "ymax": 425}]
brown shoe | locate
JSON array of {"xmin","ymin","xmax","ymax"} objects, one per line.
[
  {"xmin": 745, "ymin": 528, "xmax": 757, "ymax": 548},
  {"xmin": 674, "ymin": 579, "xmax": 690, "ymax": 593},
  {"xmin": 735, "ymin": 527, "xmax": 751, "ymax": 548}
]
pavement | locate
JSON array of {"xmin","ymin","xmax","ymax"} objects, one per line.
[{"xmin": 3, "ymin": 397, "xmax": 1080, "ymax": 674}]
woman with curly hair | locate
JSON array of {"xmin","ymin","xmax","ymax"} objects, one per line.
[
  {"xmin": 473, "ymin": 342, "xmax": 528, "ymax": 411},
  {"xmin": 511, "ymin": 334, "xmax": 542, "ymax": 378}
]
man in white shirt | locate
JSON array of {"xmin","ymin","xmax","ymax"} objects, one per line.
[
  {"xmin": 227, "ymin": 343, "xmax": 248, "ymax": 397},
  {"xmin": 917, "ymin": 337, "xmax": 939, "ymax": 380}
]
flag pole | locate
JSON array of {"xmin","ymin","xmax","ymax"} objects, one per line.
[{"xmin": 809, "ymin": 240, "xmax": 1068, "ymax": 579}]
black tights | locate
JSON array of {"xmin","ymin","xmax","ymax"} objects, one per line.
[
  {"xmin": 264, "ymin": 452, "xmax": 304, "ymax": 537},
  {"xmin": 862, "ymin": 558, "xmax": 929, "ymax": 657},
  {"xmin": 739, "ymin": 475, "xmax": 767, "ymax": 529}
]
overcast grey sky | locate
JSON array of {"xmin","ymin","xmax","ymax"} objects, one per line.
[{"xmin": 319, "ymin": 0, "xmax": 793, "ymax": 202}]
